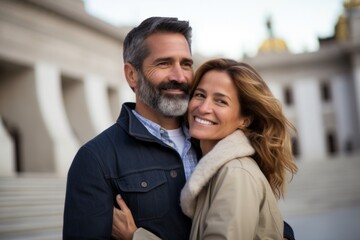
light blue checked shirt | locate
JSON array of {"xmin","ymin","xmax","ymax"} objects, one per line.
[{"xmin": 132, "ymin": 110, "xmax": 197, "ymax": 180}]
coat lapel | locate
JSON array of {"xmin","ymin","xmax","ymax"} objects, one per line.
[{"xmin": 180, "ymin": 130, "xmax": 255, "ymax": 218}]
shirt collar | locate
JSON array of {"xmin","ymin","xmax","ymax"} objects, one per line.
[{"xmin": 132, "ymin": 110, "xmax": 190, "ymax": 140}]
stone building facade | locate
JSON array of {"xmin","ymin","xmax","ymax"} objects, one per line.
[
  {"xmin": 244, "ymin": 3, "xmax": 360, "ymax": 161},
  {"xmin": 0, "ymin": 0, "xmax": 131, "ymax": 176},
  {"xmin": 0, "ymin": 0, "xmax": 359, "ymax": 177}
]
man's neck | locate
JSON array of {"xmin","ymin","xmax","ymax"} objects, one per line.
[{"xmin": 135, "ymin": 103, "xmax": 181, "ymax": 130}]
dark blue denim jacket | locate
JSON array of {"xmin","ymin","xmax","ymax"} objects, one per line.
[{"xmin": 63, "ymin": 102, "xmax": 193, "ymax": 239}]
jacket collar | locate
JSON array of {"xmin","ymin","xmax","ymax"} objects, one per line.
[
  {"xmin": 116, "ymin": 102, "xmax": 157, "ymax": 141},
  {"xmin": 117, "ymin": 103, "xmax": 193, "ymax": 147},
  {"xmin": 180, "ymin": 130, "xmax": 255, "ymax": 218}
]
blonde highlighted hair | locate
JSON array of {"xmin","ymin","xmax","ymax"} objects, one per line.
[{"xmin": 191, "ymin": 58, "xmax": 298, "ymax": 198}]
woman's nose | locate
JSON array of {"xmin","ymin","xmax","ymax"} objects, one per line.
[{"xmin": 197, "ymin": 99, "xmax": 212, "ymax": 113}]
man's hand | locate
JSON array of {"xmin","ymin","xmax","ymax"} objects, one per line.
[{"xmin": 112, "ymin": 195, "xmax": 138, "ymax": 240}]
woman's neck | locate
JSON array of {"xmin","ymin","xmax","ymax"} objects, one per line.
[{"xmin": 200, "ymin": 140, "xmax": 219, "ymax": 156}]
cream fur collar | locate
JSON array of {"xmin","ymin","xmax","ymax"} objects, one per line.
[{"xmin": 180, "ymin": 130, "xmax": 255, "ymax": 218}]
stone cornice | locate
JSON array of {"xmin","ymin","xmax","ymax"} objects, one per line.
[{"xmin": 22, "ymin": 0, "xmax": 128, "ymax": 41}]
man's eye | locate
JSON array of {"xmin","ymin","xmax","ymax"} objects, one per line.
[
  {"xmin": 182, "ymin": 62, "xmax": 193, "ymax": 69},
  {"xmin": 158, "ymin": 62, "xmax": 169, "ymax": 66}
]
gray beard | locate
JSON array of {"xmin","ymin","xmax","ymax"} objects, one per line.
[{"xmin": 137, "ymin": 71, "xmax": 189, "ymax": 117}]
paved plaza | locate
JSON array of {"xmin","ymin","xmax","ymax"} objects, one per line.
[
  {"xmin": 280, "ymin": 153, "xmax": 360, "ymax": 240},
  {"xmin": 286, "ymin": 206, "xmax": 360, "ymax": 240}
]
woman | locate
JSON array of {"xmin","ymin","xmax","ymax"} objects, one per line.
[
  {"xmin": 180, "ymin": 58, "xmax": 297, "ymax": 239},
  {"xmin": 113, "ymin": 58, "xmax": 297, "ymax": 239}
]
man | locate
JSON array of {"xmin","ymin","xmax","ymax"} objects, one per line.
[
  {"xmin": 63, "ymin": 17, "xmax": 198, "ymax": 239},
  {"xmin": 63, "ymin": 17, "xmax": 295, "ymax": 240}
]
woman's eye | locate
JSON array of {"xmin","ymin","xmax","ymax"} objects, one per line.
[
  {"xmin": 216, "ymin": 99, "xmax": 227, "ymax": 105},
  {"xmin": 194, "ymin": 93, "xmax": 205, "ymax": 98}
]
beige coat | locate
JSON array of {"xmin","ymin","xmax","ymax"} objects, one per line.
[
  {"xmin": 180, "ymin": 130, "xmax": 284, "ymax": 240},
  {"xmin": 133, "ymin": 130, "xmax": 283, "ymax": 240}
]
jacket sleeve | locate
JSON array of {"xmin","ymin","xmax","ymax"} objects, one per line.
[
  {"xmin": 63, "ymin": 146, "xmax": 114, "ymax": 239},
  {"xmin": 284, "ymin": 221, "xmax": 296, "ymax": 240}
]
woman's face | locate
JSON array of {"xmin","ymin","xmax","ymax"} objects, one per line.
[{"xmin": 188, "ymin": 70, "xmax": 248, "ymax": 149}]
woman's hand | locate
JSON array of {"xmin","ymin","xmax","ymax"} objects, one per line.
[{"xmin": 112, "ymin": 195, "xmax": 138, "ymax": 240}]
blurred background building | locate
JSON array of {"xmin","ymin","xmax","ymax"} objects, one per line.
[
  {"xmin": 250, "ymin": 6, "xmax": 360, "ymax": 160},
  {"xmin": 0, "ymin": 0, "xmax": 359, "ymax": 239},
  {"xmin": 0, "ymin": 0, "xmax": 130, "ymax": 177}
]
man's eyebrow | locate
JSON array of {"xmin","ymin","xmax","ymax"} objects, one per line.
[
  {"xmin": 153, "ymin": 57, "xmax": 193, "ymax": 65},
  {"xmin": 182, "ymin": 58, "xmax": 193, "ymax": 64},
  {"xmin": 153, "ymin": 57, "xmax": 173, "ymax": 63}
]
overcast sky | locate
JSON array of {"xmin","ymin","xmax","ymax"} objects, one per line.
[{"xmin": 84, "ymin": 0, "xmax": 345, "ymax": 59}]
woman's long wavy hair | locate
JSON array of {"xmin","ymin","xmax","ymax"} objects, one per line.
[{"xmin": 190, "ymin": 58, "xmax": 298, "ymax": 198}]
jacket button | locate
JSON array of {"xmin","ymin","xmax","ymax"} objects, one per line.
[
  {"xmin": 141, "ymin": 181, "xmax": 148, "ymax": 188},
  {"xmin": 170, "ymin": 170, "xmax": 177, "ymax": 178}
]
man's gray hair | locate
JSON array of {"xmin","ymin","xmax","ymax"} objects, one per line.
[{"xmin": 123, "ymin": 17, "xmax": 192, "ymax": 70}]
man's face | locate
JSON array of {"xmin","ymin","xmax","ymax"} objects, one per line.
[{"xmin": 137, "ymin": 32, "xmax": 193, "ymax": 117}]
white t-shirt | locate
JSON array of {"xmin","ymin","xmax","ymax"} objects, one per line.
[{"xmin": 167, "ymin": 128, "xmax": 185, "ymax": 155}]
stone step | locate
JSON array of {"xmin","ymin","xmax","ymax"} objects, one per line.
[
  {"xmin": 0, "ymin": 224, "xmax": 61, "ymax": 240},
  {"xmin": 0, "ymin": 215, "xmax": 62, "ymax": 237},
  {"xmin": 280, "ymin": 153, "xmax": 360, "ymax": 217},
  {"xmin": 0, "ymin": 215, "xmax": 62, "ymax": 230},
  {"xmin": 0, "ymin": 229, "xmax": 61, "ymax": 240},
  {"xmin": 0, "ymin": 178, "xmax": 66, "ymax": 187},
  {"xmin": 0, "ymin": 204, "xmax": 64, "ymax": 220},
  {"xmin": 0, "ymin": 176, "xmax": 65, "ymax": 239},
  {"xmin": 0, "ymin": 193, "xmax": 64, "ymax": 203}
]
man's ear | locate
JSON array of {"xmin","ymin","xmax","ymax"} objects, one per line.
[{"xmin": 124, "ymin": 63, "xmax": 138, "ymax": 91}]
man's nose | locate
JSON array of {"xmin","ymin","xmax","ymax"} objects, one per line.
[{"xmin": 169, "ymin": 64, "xmax": 187, "ymax": 83}]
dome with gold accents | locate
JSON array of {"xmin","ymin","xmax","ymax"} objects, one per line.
[
  {"xmin": 258, "ymin": 38, "xmax": 289, "ymax": 53},
  {"xmin": 335, "ymin": 0, "xmax": 360, "ymax": 42},
  {"xmin": 257, "ymin": 17, "xmax": 289, "ymax": 55},
  {"xmin": 335, "ymin": 14, "xmax": 348, "ymax": 42},
  {"xmin": 344, "ymin": 0, "xmax": 360, "ymax": 9}
]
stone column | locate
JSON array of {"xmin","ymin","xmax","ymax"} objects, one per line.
[
  {"xmin": 0, "ymin": 65, "xmax": 54, "ymax": 173},
  {"xmin": 348, "ymin": 3, "xmax": 360, "ymax": 152},
  {"xmin": 351, "ymin": 53, "xmax": 360, "ymax": 151},
  {"xmin": 35, "ymin": 62, "xmax": 79, "ymax": 176},
  {"xmin": 0, "ymin": 117, "xmax": 15, "ymax": 176},
  {"xmin": 331, "ymin": 74, "xmax": 360, "ymax": 153},
  {"xmin": 84, "ymin": 75, "xmax": 113, "ymax": 134},
  {"xmin": 62, "ymin": 77, "xmax": 96, "ymax": 144},
  {"xmin": 294, "ymin": 78, "xmax": 327, "ymax": 161}
]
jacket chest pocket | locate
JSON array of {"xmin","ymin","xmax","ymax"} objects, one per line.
[{"xmin": 114, "ymin": 170, "xmax": 169, "ymax": 221}]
